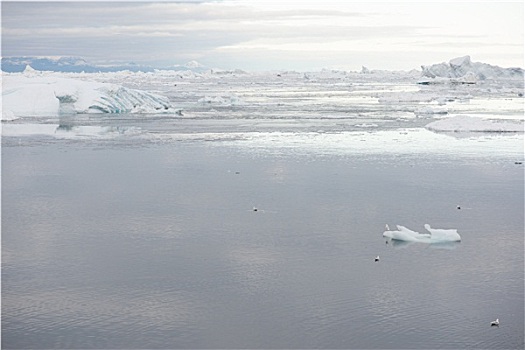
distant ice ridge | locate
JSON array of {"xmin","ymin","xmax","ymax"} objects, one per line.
[
  {"xmin": 2, "ymin": 66, "xmax": 176, "ymax": 120},
  {"xmin": 383, "ymin": 224, "xmax": 461, "ymax": 243},
  {"xmin": 198, "ymin": 94, "xmax": 246, "ymax": 106},
  {"xmin": 419, "ymin": 56, "xmax": 524, "ymax": 84},
  {"xmin": 426, "ymin": 115, "xmax": 524, "ymax": 133}
]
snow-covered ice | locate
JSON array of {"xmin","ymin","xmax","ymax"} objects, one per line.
[
  {"xmin": 198, "ymin": 94, "xmax": 246, "ymax": 106},
  {"xmin": 420, "ymin": 55, "xmax": 524, "ymax": 83},
  {"xmin": 2, "ymin": 56, "xmax": 523, "ymax": 160},
  {"xmin": 425, "ymin": 115, "xmax": 523, "ymax": 133}
]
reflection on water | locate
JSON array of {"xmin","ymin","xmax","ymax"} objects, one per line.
[
  {"xmin": 389, "ymin": 239, "xmax": 460, "ymax": 250},
  {"xmin": 2, "ymin": 143, "xmax": 523, "ymax": 349}
]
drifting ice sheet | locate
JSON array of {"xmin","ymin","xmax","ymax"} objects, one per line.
[
  {"xmin": 383, "ymin": 224, "xmax": 461, "ymax": 243},
  {"xmin": 426, "ymin": 115, "xmax": 524, "ymax": 133}
]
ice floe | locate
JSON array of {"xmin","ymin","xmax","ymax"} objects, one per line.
[
  {"xmin": 383, "ymin": 224, "xmax": 461, "ymax": 243},
  {"xmin": 426, "ymin": 115, "xmax": 523, "ymax": 133}
]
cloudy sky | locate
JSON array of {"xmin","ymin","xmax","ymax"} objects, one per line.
[{"xmin": 1, "ymin": 1, "xmax": 523, "ymax": 71}]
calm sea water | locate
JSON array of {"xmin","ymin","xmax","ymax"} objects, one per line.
[{"xmin": 2, "ymin": 139, "xmax": 524, "ymax": 349}]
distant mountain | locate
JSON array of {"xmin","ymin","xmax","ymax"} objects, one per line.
[
  {"xmin": 1, "ymin": 56, "xmax": 210, "ymax": 73},
  {"xmin": 161, "ymin": 60, "xmax": 211, "ymax": 73},
  {"xmin": 1, "ymin": 56, "xmax": 155, "ymax": 73}
]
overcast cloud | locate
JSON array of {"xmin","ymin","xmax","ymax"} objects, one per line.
[{"xmin": 1, "ymin": 1, "xmax": 523, "ymax": 71}]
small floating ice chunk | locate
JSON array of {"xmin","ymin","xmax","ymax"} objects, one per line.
[
  {"xmin": 423, "ymin": 224, "xmax": 462, "ymax": 242},
  {"xmin": 383, "ymin": 225, "xmax": 429, "ymax": 242},
  {"xmin": 383, "ymin": 224, "xmax": 461, "ymax": 243}
]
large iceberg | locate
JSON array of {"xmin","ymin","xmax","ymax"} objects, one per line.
[
  {"xmin": 419, "ymin": 56, "xmax": 524, "ymax": 84},
  {"xmin": 2, "ymin": 66, "xmax": 176, "ymax": 119},
  {"xmin": 383, "ymin": 224, "xmax": 461, "ymax": 243}
]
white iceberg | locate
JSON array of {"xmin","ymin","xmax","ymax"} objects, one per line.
[
  {"xmin": 419, "ymin": 56, "xmax": 524, "ymax": 84},
  {"xmin": 426, "ymin": 115, "xmax": 524, "ymax": 133},
  {"xmin": 2, "ymin": 67, "xmax": 176, "ymax": 119},
  {"xmin": 383, "ymin": 224, "xmax": 461, "ymax": 243}
]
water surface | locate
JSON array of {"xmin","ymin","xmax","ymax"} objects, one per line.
[{"xmin": 2, "ymin": 140, "xmax": 523, "ymax": 349}]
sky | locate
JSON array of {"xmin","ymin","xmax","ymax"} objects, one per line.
[{"xmin": 1, "ymin": 1, "xmax": 524, "ymax": 71}]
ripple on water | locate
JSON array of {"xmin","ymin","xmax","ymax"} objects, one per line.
[{"xmin": 2, "ymin": 284, "xmax": 206, "ymax": 348}]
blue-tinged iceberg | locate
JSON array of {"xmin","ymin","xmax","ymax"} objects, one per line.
[
  {"xmin": 2, "ymin": 66, "xmax": 176, "ymax": 120},
  {"xmin": 383, "ymin": 224, "xmax": 461, "ymax": 243}
]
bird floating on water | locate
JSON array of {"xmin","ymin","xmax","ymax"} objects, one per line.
[
  {"xmin": 491, "ymin": 318, "xmax": 499, "ymax": 327},
  {"xmin": 375, "ymin": 256, "xmax": 380, "ymax": 262}
]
